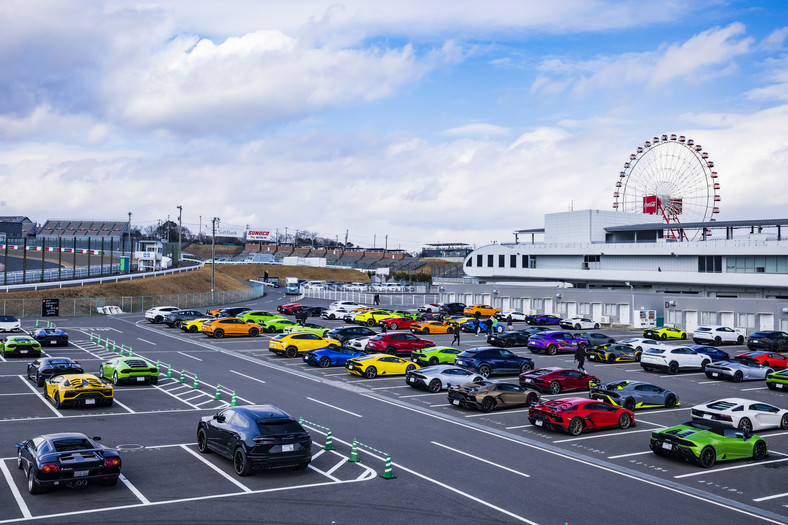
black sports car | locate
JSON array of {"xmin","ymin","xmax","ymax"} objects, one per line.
[
  {"xmin": 27, "ymin": 357, "xmax": 84, "ymax": 387},
  {"xmin": 197, "ymin": 405, "xmax": 312, "ymax": 476},
  {"xmin": 15, "ymin": 432, "xmax": 121, "ymax": 494},
  {"xmin": 163, "ymin": 309, "xmax": 207, "ymax": 328},
  {"xmin": 217, "ymin": 307, "xmax": 253, "ymax": 318},
  {"xmin": 577, "ymin": 332, "xmax": 616, "ymax": 347},
  {"xmin": 439, "ymin": 303, "xmax": 467, "ymax": 315},
  {"xmin": 326, "ymin": 326, "xmax": 377, "ymax": 344},
  {"xmin": 486, "ymin": 329, "xmax": 541, "ymax": 347},
  {"xmin": 295, "ymin": 306, "xmax": 328, "ymax": 317},
  {"xmin": 31, "ymin": 328, "xmax": 69, "ymax": 346}
]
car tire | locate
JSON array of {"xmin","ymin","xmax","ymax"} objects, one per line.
[
  {"xmin": 668, "ymin": 361, "xmax": 679, "ymax": 374},
  {"xmin": 574, "ymin": 324, "xmax": 581, "ymax": 330},
  {"xmin": 53, "ymin": 392, "xmax": 63, "ymax": 409},
  {"xmin": 422, "ymin": 328, "xmax": 430, "ymax": 334},
  {"xmin": 714, "ymin": 336, "xmax": 722, "ymax": 345},
  {"xmin": 27, "ymin": 466, "xmax": 46, "ymax": 495},
  {"xmin": 318, "ymin": 357, "xmax": 331, "ymax": 368},
  {"xmin": 367, "ymin": 320, "xmax": 375, "ymax": 327},
  {"xmin": 174, "ymin": 321, "xmax": 183, "ymax": 329},
  {"xmin": 385, "ymin": 346, "xmax": 397, "ymax": 355},
  {"xmin": 214, "ymin": 329, "xmax": 224, "ymax": 339},
  {"xmin": 567, "ymin": 417, "xmax": 584, "ymax": 436},
  {"xmin": 285, "ymin": 347, "xmax": 298, "ymax": 359},
  {"xmin": 733, "ymin": 371, "xmax": 743, "ymax": 383},
  {"xmin": 736, "ymin": 335, "xmax": 744, "ymax": 345},
  {"xmin": 738, "ymin": 417, "xmax": 753, "ymax": 432},
  {"xmin": 154, "ymin": 315, "xmax": 163, "ymax": 323},
  {"xmin": 150, "ymin": 376, "xmax": 158, "ymax": 385},
  {"xmin": 36, "ymin": 374, "xmax": 43, "ymax": 388},
  {"xmin": 779, "ymin": 414, "xmax": 788, "ymax": 430},
  {"xmin": 660, "ymin": 333, "xmax": 667, "ymax": 340},
  {"xmin": 549, "ymin": 381, "xmax": 562, "ymax": 395},
  {"xmin": 681, "ymin": 334, "xmax": 687, "ymax": 340},
  {"xmin": 406, "ymin": 364, "xmax": 416, "ymax": 373},
  {"xmin": 428, "ymin": 379, "xmax": 441, "ymax": 393},
  {"xmin": 480, "ymin": 397, "xmax": 496, "ymax": 412},
  {"xmin": 700, "ymin": 360, "xmax": 710, "ymax": 372},
  {"xmin": 618, "ymin": 412, "xmax": 632, "ymax": 429},
  {"xmin": 623, "ymin": 398, "xmax": 636, "ymax": 411},
  {"xmin": 197, "ymin": 428, "xmax": 211, "ymax": 454},
  {"xmin": 428, "ymin": 357, "xmax": 439, "ymax": 366},
  {"xmin": 705, "ymin": 372, "xmax": 714, "ymax": 379},
  {"xmin": 249, "ymin": 328, "xmax": 259, "ymax": 337},
  {"xmin": 113, "ymin": 372, "xmax": 120, "ymax": 386},
  {"xmin": 233, "ymin": 447, "xmax": 252, "ymax": 476},
  {"xmin": 16, "ymin": 449, "xmax": 23, "ymax": 470},
  {"xmin": 526, "ymin": 392, "xmax": 539, "ymax": 407},
  {"xmin": 699, "ymin": 446, "xmax": 716, "ymax": 468},
  {"xmin": 547, "ymin": 344, "xmax": 557, "ymax": 355},
  {"xmin": 635, "ymin": 352, "xmax": 642, "ymax": 362},
  {"xmin": 478, "ymin": 365, "xmax": 492, "ymax": 378},
  {"xmin": 665, "ymin": 394, "xmax": 677, "ymax": 408},
  {"xmin": 328, "ymin": 314, "xmax": 335, "ymax": 320},
  {"xmin": 189, "ymin": 325, "xmax": 198, "ymax": 333},
  {"xmin": 364, "ymin": 366, "xmax": 377, "ymax": 379},
  {"xmin": 753, "ymin": 440, "xmax": 768, "ymax": 460},
  {"xmin": 520, "ymin": 362, "xmax": 534, "ymax": 373},
  {"xmin": 594, "ymin": 323, "xmax": 600, "ymax": 329}
]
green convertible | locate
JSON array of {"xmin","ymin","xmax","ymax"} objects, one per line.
[
  {"xmin": 650, "ymin": 420, "xmax": 768, "ymax": 468},
  {"xmin": 766, "ymin": 369, "xmax": 788, "ymax": 391},
  {"xmin": 99, "ymin": 357, "xmax": 159, "ymax": 385}
]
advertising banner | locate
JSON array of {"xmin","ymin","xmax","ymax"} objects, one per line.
[{"xmin": 246, "ymin": 229, "xmax": 273, "ymax": 241}]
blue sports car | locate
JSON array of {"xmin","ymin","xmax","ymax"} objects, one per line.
[
  {"xmin": 303, "ymin": 346, "xmax": 366, "ymax": 368},
  {"xmin": 688, "ymin": 345, "xmax": 729, "ymax": 362},
  {"xmin": 31, "ymin": 328, "xmax": 69, "ymax": 347}
]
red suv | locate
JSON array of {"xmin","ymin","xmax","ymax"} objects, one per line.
[{"xmin": 365, "ymin": 333, "xmax": 435, "ymax": 355}]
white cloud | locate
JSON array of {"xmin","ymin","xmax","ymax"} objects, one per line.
[{"xmin": 443, "ymin": 123, "xmax": 511, "ymax": 138}]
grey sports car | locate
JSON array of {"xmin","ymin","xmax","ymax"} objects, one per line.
[
  {"xmin": 589, "ymin": 379, "xmax": 679, "ymax": 410},
  {"xmin": 704, "ymin": 358, "xmax": 774, "ymax": 382},
  {"xmin": 405, "ymin": 365, "xmax": 485, "ymax": 392}
]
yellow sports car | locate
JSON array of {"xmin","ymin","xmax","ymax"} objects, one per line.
[
  {"xmin": 345, "ymin": 353, "xmax": 419, "ymax": 378},
  {"xmin": 44, "ymin": 373, "xmax": 113, "ymax": 408},
  {"xmin": 181, "ymin": 317, "xmax": 214, "ymax": 333},
  {"xmin": 353, "ymin": 309, "xmax": 397, "ymax": 327},
  {"xmin": 268, "ymin": 333, "xmax": 342, "ymax": 358},
  {"xmin": 643, "ymin": 326, "xmax": 687, "ymax": 340},
  {"xmin": 409, "ymin": 320, "xmax": 455, "ymax": 335},
  {"xmin": 463, "ymin": 304, "xmax": 501, "ymax": 318}
]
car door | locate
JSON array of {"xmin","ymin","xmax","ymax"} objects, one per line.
[
  {"xmin": 562, "ymin": 370, "xmax": 585, "ymax": 391},
  {"xmin": 212, "ymin": 409, "xmax": 241, "ymax": 457},
  {"xmin": 749, "ymin": 403, "xmax": 782, "ymax": 429},
  {"xmin": 584, "ymin": 402, "xmax": 620, "ymax": 428},
  {"xmin": 496, "ymin": 384, "xmax": 523, "ymax": 407},
  {"xmin": 496, "ymin": 349, "xmax": 521, "ymax": 373},
  {"xmin": 721, "ymin": 428, "xmax": 753, "ymax": 459}
]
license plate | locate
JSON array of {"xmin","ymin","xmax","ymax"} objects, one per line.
[
  {"xmin": 662, "ymin": 442, "xmax": 672, "ymax": 450},
  {"xmin": 777, "ymin": 384, "xmax": 784, "ymax": 389},
  {"xmin": 282, "ymin": 444, "xmax": 294, "ymax": 452},
  {"xmin": 406, "ymin": 377, "xmax": 413, "ymax": 383},
  {"xmin": 20, "ymin": 350, "xmax": 28, "ymax": 354},
  {"xmin": 348, "ymin": 365, "xmax": 354, "ymax": 370},
  {"xmin": 451, "ymin": 399, "xmax": 459, "ymax": 405},
  {"xmin": 703, "ymin": 414, "xmax": 712, "ymax": 419},
  {"xmin": 711, "ymin": 373, "xmax": 718, "ymax": 377},
  {"xmin": 50, "ymin": 340, "xmax": 56, "ymax": 345},
  {"xmin": 525, "ymin": 379, "xmax": 533, "ymax": 383},
  {"xmin": 136, "ymin": 376, "xmax": 145, "ymax": 382},
  {"xmin": 74, "ymin": 470, "xmax": 89, "ymax": 477},
  {"xmin": 85, "ymin": 399, "xmax": 96, "ymax": 405},
  {"xmin": 535, "ymin": 420, "xmax": 543, "ymax": 427}
]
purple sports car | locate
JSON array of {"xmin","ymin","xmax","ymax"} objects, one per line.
[
  {"xmin": 527, "ymin": 331, "xmax": 589, "ymax": 355},
  {"xmin": 524, "ymin": 314, "xmax": 562, "ymax": 326}
]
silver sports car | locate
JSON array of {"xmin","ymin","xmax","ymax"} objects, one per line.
[
  {"xmin": 589, "ymin": 379, "xmax": 679, "ymax": 410},
  {"xmin": 704, "ymin": 358, "xmax": 774, "ymax": 382},
  {"xmin": 405, "ymin": 365, "xmax": 485, "ymax": 392}
]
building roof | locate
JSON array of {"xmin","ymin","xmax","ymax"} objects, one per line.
[{"xmin": 604, "ymin": 218, "xmax": 788, "ymax": 232}]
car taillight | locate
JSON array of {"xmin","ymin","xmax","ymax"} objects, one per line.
[
  {"xmin": 41, "ymin": 463, "xmax": 59, "ymax": 473},
  {"xmin": 254, "ymin": 437, "xmax": 277, "ymax": 443},
  {"xmin": 104, "ymin": 457, "xmax": 120, "ymax": 467}
]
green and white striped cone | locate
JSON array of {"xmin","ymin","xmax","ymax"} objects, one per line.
[
  {"xmin": 325, "ymin": 430, "xmax": 334, "ymax": 451},
  {"xmin": 347, "ymin": 439, "xmax": 359, "ymax": 463},
  {"xmin": 381, "ymin": 453, "xmax": 396, "ymax": 479}
]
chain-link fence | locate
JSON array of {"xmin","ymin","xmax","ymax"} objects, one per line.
[{"xmin": 0, "ymin": 284, "xmax": 266, "ymax": 318}]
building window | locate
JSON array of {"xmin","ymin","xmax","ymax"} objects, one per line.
[
  {"xmin": 466, "ymin": 257, "xmax": 472, "ymax": 267},
  {"xmin": 532, "ymin": 298, "xmax": 544, "ymax": 311},
  {"xmin": 726, "ymin": 256, "xmax": 788, "ymax": 274},
  {"xmin": 510, "ymin": 254, "xmax": 517, "ymax": 268},
  {"xmin": 487, "ymin": 254, "xmax": 494, "ymax": 267},
  {"xmin": 603, "ymin": 303, "xmax": 617, "ymax": 316},
  {"xmin": 511, "ymin": 298, "xmax": 521, "ymax": 310},
  {"xmin": 700, "ymin": 311, "xmax": 716, "ymax": 324},
  {"xmin": 477, "ymin": 254, "xmax": 483, "ymax": 267},
  {"xmin": 522, "ymin": 255, "xmax": 528, "ymax": 268},
  {"xmin": 578, "ymin": 302, "xmax": 591, "ymax": 315},
  {"xmin": 698, "ymin": 256, "xmax": 722, "ymax": 273},
  {"xmin": 555, "ymin": 302, "xmax": 567, "ymax": 314},
  {"xmin": 528, "ymin": 255, "xmax": 537, "ymax": 269},
  {"xmin": 666, "ymin": 310, "xmax": 681, "ymax": 325},
  {"xmin": 499, "ymin": 254, "xmax": 505, "ymax": 267},
  {"xmin": 737, "ymin": 313, "xmax": 755, "ymax": 328}
]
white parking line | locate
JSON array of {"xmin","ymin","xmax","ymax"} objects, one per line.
[
  {"xmin": 119, "ymin": 473, "xmax": 150, "ymax": 504},
  {"xmin": 177, "ymin": 351, "xmax": 202, "ymax": 361},
  {"xmin": 68, "ymin": 340, "xmax": 107, "ymax": 360},
  {"xmin": 505, "ymin": 424, "xmax": 533, "ymax": 430},
  {"xmin": 306, "ymin": 397, "xmax": 362, "ymax": 418},
  {"xmin": 741, "ymin": 387, "xmax": 768, "ymax": 391},
  {"xmin": 137, "ymin": 338, "xmax": 156, "ymax": 345},
  {"xmin": 369, "ymin": 385, "xmax": 410, "ymax": 390},
  {"xmin": 465, "ymin": 408, "xmax": 532, "ymax": 418},
  {"xmin": 228, "ymin": 370, "xmax": 266, "ymax": 384},
  {"xmin": 0, "ymin": 460, "xmax": 32, "ymax": 519},
  {"xmin": 18, "ymin": 375, "xmax": 62, "ymax": 417},
  {"xmin": 754, "ymin": 492, "xmax": 788, "ymax": 502},
  {"xmin": 179, "ymin": 445, "xmax": 252, "ymax": 492},
  {"xmin": 608, "ymin": 451, "xmax": 653, "ymax": 459},
  {"xmin": 674, "ymin": 457, "xmax": 788, "ymax": 478},
  {"xmin": 553, "ymin": 428, "xmax": 657, "ymax": 443},
  {"xmin": 400, "ymin": 392, "xmax": 440, "ymax": 398},
  {"xmin": 432, "ymin": 441, "xmax": 529, "ymax": 478},
  {"xmin": 0, "ymin": 392, "xmax": 35, "ymax": 397},
  {"xmin": 112, "ymin": 398, "xmax": 136, "ymax": 414}
]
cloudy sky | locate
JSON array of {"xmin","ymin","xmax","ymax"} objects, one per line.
[{"xmin": 1, "ymin": 1, "xmax": 787, "ymax": 251}]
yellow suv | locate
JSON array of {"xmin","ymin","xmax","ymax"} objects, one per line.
[{"xmin": 268, "ymin": 333, "xmax": 342, "ymax": 358}]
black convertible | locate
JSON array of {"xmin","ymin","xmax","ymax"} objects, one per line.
[
  {"xmin": 31, "ymin": 328, "xmax": 69, "ymax": 346},
  {"xmin": 15, "ymin": 432, "xmax": 121, "ymax": 494},
  {"xmin": 27, "ymin": 357, "xmax": 84, "ymax": 387}
]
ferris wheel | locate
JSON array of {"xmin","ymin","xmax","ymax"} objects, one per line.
[{"xmin": 613, "ymin": 133, "xmax": 720, "ymax": 240}]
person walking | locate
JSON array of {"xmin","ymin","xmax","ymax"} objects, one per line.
[
  {"xmin": 507, "ymin": 314, "xmax": 513, "ymax": 331},
  {"xmin": 488, "ymin": 317, "xmax": 497, "ymax": 335},
  {"xmin": 574, "ymin": 345, "xmax": 586, "ymax": 373},
  {"xmin": 474, "ymin": 318, "xmax": 481, "ymax": 336},
  {"xmin": 451, "ymin": 325, "xmax": 461, "ymax": 346},
  {"xmin": 373, "ymin": 293, "xmax": 380, "ymax": 306}
]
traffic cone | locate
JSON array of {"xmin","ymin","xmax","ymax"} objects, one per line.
[
  {"xmin": 167, "ymin": 363, "xmax": 172, "ymax": 378},
  {"xmin": 230, "ymin": 390, "xmax": 237, "ymax": 406},
  {"xmin": 35, "ymin": 319, "xmax": 39, "ymax": 328},
  {"xmin": 192, "ymin": 374, "xmax": 199, "ymax": 389},
  {"xmin": 325, "ymin": 429, "xmax": 334, "ymax": 451},
  {"xmin": 381, "ymin": 453, "xmax": 396, "ymax": 479},
  {"xmin": 347, "ymin": 439, "xmax": 359, "ymax": 463},
  {"xmin": 96, "ymin": 334, "xmax": 101, "ymax": 345},
  {"xmin": 180, "ymin": 369, "xmax": 185, "ymax": 383},
  {"xmin": 128, "ymin": 347, "xmax": 134, "ymax": 357},
  {"xmin": 89, "ymin": 333, "xmax": 94, "ymax": 342},
  {"xmin": 214, "ymin": 384, "xmax": 221, "ymax": 400}
]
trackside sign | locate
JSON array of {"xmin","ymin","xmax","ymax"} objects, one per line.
[{"xmin": 246, "ymin": 229, "xmax": 273, "ymax": 241}]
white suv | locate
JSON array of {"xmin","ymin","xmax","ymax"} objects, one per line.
[
  {"xmin": 692, "ymin": 325, "xmax": 746, "ymax": 345},
  {"xmin": 640, "ymin": 346, "xmax": 711, "ymax": 374},
  {"xmin": 145, "ymin": 306, "xmax": 180, "ymax": 323}
]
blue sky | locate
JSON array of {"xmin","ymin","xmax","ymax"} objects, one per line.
[{"xmin": 1, "ymin": 1, "xmax": 787, "ymax": 251}]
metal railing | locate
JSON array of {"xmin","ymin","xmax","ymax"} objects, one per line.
[{"xmin": 302, "ymin": 289, "xmax": 439, "ymax": 307}]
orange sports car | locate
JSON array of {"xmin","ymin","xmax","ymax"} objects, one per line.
[
  {"xmin": 201, "ymin": 318, "xmax": 263, "ymax": 338},
  {"xmin": 409, "ymin": 321, "xmax": 455, "ymax": 335},
  {"xmin": 463, "ymin": 304, "xmax": 501, "ymax": 318}
]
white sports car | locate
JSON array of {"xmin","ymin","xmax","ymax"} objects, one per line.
[
  {"xmin": 691, "ymin": 398, "xmax": 788, "ymax": 432},
  {"xmin": 0, "ymin": 316, "xmax": 22, "ymax": 332},
  {"xmin": 417, "ymin": 304, "xmax": 441, "ymax": 313},
  {"xmin": 496, "ymin": 311, "xmax": 528, "ymax": 321},
  {"xmin": 343, "ymin": 336, "xmax": 376, "ymax": 351},
  {"xmin": 405, "ymin": 365, "xmax": 485, "ymax": 392},
  {"xmin": 618, "ymin": 338, "xmax": 671, "ymax": 353},
  {"xmin": 559, "ymin": 317, "xmax": 600, "ymax": 330}
]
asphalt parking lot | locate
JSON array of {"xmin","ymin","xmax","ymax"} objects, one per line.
[{"xmin": 1, "ymin": 292, "xmax": 787, "ymax": 524}]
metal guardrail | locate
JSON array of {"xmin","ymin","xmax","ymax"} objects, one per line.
[{"xmin": 302, "ymin": 289, "xmax": 439, "ymax": 307}]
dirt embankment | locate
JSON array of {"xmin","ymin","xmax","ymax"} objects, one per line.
[{"xmin": 0, "ymin": 264, "xmax": 370, "ymax": 299}]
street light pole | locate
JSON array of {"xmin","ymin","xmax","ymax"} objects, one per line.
[
  {"xmin": 177, "ymin": 205, "xmax": 183, "ymax": 267},
  {"xmin": 211, "ymin": 217, "xmax": 220, "ymax": 303},
  {"xmin": 127, "ymin": 212, "xmax": 132, "ymax": 273}
]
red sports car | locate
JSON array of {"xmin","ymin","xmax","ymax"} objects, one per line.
[
  {"xmin": 277, "ymin": 303, "xmax": 304, "ymax": 314},
  {"xmin": 518, "ymin": 367, "xmax": 600, "ymax": 395},
  {"xmin": 734, "ymin": 351, "xmax": 788, "ymax": 369},
  {"xmin": 365, "ymin": 333, "xmax": 435, "ymax": 356},
  {"xmin": 529, "ymin": 397, "xmax": 635, "ymax": 436},
  {"xmin": 380, "ymin": 317, "xmax": 419, "ymax": 331}
]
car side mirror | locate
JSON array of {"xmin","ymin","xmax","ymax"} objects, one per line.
[
  {"xmin": 92, "ymin": 436, "xmax": 102, "ymax": 441},
  {"xmin": 213, "ymin": 414, "xmax": 224, "ymax": 422},
  {"xmin": 14, "ymin": 442, "xmax": 24, "ymax": 449}
]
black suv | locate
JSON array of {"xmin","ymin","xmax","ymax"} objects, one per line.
[
  {"xmin": 747, "ymin": 331, "xmax": 788, "ymax": 352},
  {"xmin": 197, "ymin": 405, "xmax": 311, "ymax": 476},
  {"xmin": 439, "ymin": 302, "xmax": 467, "ymax": 315},
  {"xmin": 326, "ymin": 326, "xmax": 377, "ymax": 344},
  {"xmin": 163, "ymin": 310, "xmax": 207, "ymax": 328},
  {"xmin": 453, "ymin": 347, "xmax": 534, "ymax": 377}
]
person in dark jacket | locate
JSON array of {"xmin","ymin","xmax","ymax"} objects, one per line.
[
  {"xmin": 451, "ymin": 325, "xmax": 460, "ymax": 346},
  {"xmin": 574, "ymin": 345, "xmax": 586, "ymax": 373}
]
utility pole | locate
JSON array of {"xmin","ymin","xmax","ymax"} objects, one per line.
[
  {"xmin": 211, "ymin": 217, "xmax": 220, "ymax": 302},
  {"xmin": 344, "ymin": 230, "xmax": 348, "ymax": 250},
  {"xmin": 373, "ymin": 234, "xmax": 376, "ymax": 249},
  {"xmin": 385, "ymin": 234, "xmax": 388, "ymax": 252},
  {"xmin": 127, "ymin": 212, "xmax": 132, "ymax": 273},
  {"xmin": 285, "ymin": 227, "xmax": 288, "ymax": 244},
  {"xmin": 177, "ymin": 205, "xmax": 183, "ymax": 267},
  {"xmin": 199, "ymin": 215, "xmax": 202, "ymax": 242},
  {"xmin": 167, "ymin": 214, "xmax": 171, "ymax": 243}
]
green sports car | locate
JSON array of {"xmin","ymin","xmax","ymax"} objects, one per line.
[
  {"xmin": 1, "ymin": 335, "xmax": 42, "ymax": 357},
  {"xmin": 238, "ymin": 310, "xmax": 285, "ymax": 325},
  {"xmin": 263, "ymin": 318, "xmax": 300, "ymax": 333},
  {"xmin": 99, "ymin": 357, "xmax": 159, "ymax": 385},
  {"xmin": 650, "ymin": 420, "xmax": 768, "ymax": 468},
  {"xmin": 411, "ymin": 346, "xmax": 461, "ymax": 366},
  {"xmin": 283, "ymin": 323, "xmax": 330, "ymax": 337},
  {"xmin": 766, "ymin": 369, "xmax": 788, "ymax": 391}
]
